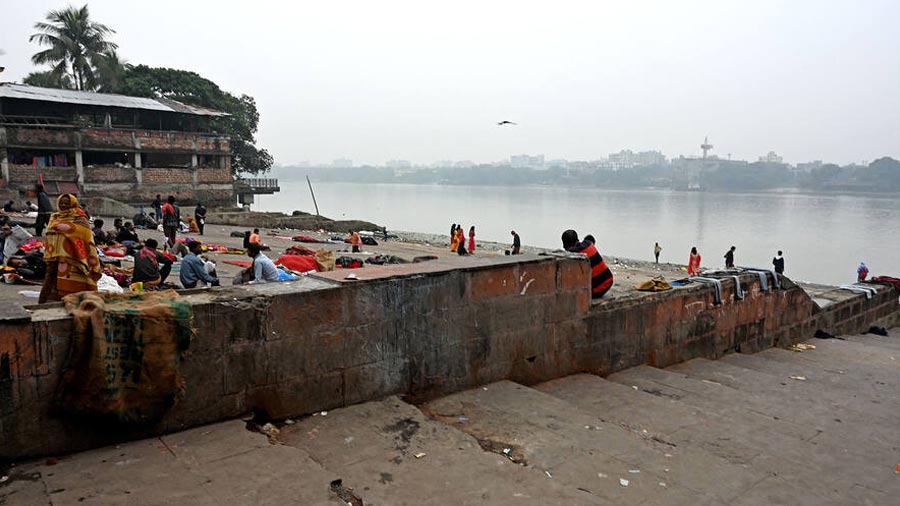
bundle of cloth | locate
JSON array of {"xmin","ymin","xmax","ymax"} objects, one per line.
[
  {"xmin": 634, "ymin": 278, "xmax": 673, "ymax": 292},
  {"xmin": 293, "ymin": 234, "xmax": 325, "ymax": 243}
]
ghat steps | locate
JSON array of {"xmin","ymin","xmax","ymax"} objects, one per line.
[{"xmin": 5, "ymin": 330, "xmax": 898, "ymax": 505}]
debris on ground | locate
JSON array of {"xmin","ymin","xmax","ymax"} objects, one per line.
[
  {"xmin": 329, "ymin": 479, "xmax": 363, "ymax": 506},
  {"xmin": 414, "ymin": 452, "xmax": 427, "ymax": 459},
  {"xmin": 790, "ymin": 343, "xmax": 816, "ymax": 352},
  {"xmin": 259, "ymin": 422, "xmax": 280, "ymax": 442},
  {"xmin": 619, "ymin": 478, "xmax": 629, "ymax": 487},
  {"xmin": 789, "ymin": 375, "xmax": 807, "ymax": 381}
]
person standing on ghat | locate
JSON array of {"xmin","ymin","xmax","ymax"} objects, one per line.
[
  {"xmin": 510, "ymin": 230, "xmax": 521, "ymax": 255},
  {"xmin": 688, "ymin": 246, "xmax": 702, "ymax": 275},
  {"xmin": 161, "ymin": 195, "xmax": 180, "ymax": 250},
  {"xmin": 724, "ymin": 245, "xmax": 736, "ymax": 268}
]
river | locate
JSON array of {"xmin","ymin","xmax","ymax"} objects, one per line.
[{"xmin": 255, "ymin": 181, "xmax": 900, "ymax": 286}]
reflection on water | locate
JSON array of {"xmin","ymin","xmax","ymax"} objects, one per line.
[{"xmin": 257, "ymin": 182, "xmax": 900, "ymax": 286}]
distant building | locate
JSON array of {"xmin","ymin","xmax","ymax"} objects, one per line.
[
  {"xmin": 433, "ymin": 160, "xmax": 453, "ymax": 168},
  {"xmin": 510, "ymin": 154, "xmax": 545, "ymax": 169},
  {"xmin": 795, "ymin": 160, "xmax": 823, "ymax": 172},
  {"xmin": 386, "ymin": 159, "xmax": 412, "ymax": 168},
  {"xmin": 454, "ymin": 160, "xmax": 475, "ymax": 168},
  {"xmin": 671, "ymin": 155, "xmax": 748, "ymax": 190},
  {"xmin": 332, "ymin": 158, "xmax": 353, "ymax": 168},
  {"xmin": 604, "ymin": 150, "xmax": 666, "ymax": 170},
  {"xmin": 0, "ymin": 83, "xmax": 260, "ymax": 206},
  {"xmin": 758, "ymin": 151, "xmax": 784, "ymax": 164},
  {"xmin": 546, "ymin": 159, "xmax": 568, "ymax": 169}
]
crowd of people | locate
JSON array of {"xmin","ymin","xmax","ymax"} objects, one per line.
[{"xmin": 0, "ymin": 191, "xmax": 237, "ymax": 302}]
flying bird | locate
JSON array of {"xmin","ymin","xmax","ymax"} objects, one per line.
[{"xmin": 497, "ymin": 120, "xmax": 517, "ymax": 126}]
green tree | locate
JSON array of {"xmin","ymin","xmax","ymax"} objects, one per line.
[
  {"xmin": 23, "ymin": 69, "xmax": 74, "ymax": 89},
  {"xmin": 93, "ymin": 49, "xmax": 128, "ymax": 93},
  {"xmin": 119, "ymin": 65, "xmax": 272, "ymax": 175},
  {"xmin": 29, "ymin": 5, "xmax": 117, "ymax": 91}
]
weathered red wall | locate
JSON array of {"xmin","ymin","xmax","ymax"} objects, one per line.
[{"xmin": 1, "ymin": 256, "xmax": 896, "ymax": 459}]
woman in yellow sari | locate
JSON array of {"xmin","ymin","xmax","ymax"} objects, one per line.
[
  {"xmin": 450, "ymin": 224, "xmax": 460, "ymax": 252},
  {"xmin": 39, "ymin": 194, "xmax": 103, "ymax": 302}
]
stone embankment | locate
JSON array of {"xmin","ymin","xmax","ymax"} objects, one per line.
[{"xmin": 2, "ymin": 251, "xmax": 898, "ymax": 461}]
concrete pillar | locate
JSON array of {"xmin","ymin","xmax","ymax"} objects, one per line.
[
  {"xmin": 1, "ymin": 127, "xmax": 9, "ymax": 183},
  {"xmin": 0, "ymin": 148, "xmax": 8, "ymax": 184},
  {"xmin": 192, "ymin": 167, "xmax": 199, "ymax": 188},
  {"xmin": 74, "ymin": 150, "xmax": 84, "ymax": 185},
  {"xmin": 135, "ymin": 152, "xmax": 142, "ymax": 169},
  {"xmin": 191, "ymin": 154, "xmax": 198, "ymax": 168}
]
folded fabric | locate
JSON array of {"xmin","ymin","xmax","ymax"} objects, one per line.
[
  {"xmin": 729, "ymin": 275, "xmax": 745, "ymax": 300},
  {"xmin": 635, "ymin": 279, "xmax": 673, "ymax": 292},
  {"xmin": 839, "ymin": 284, "xmax": 877, "ymax": 299},
  {"xmin": 741, "ymin": 267, "xmax": 781, "ymax": 290},
  {"xmin": 689, "ymin": 277, "xmax": 723, "ymax": 305},
  {"xmin": 868, "ymin": 276, "xmax": 900, "ymax": 292},
  {"xmin": 293, "ymin": 234, "xmax": 324, "ymax": 243}
]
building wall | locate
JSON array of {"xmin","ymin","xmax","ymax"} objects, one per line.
[
  {"xmin": 8, "ymin": 165, "xmax": 76, "ymax": 182},
  {"xmin": 1, "ymin": 126, "xmax": 234, "ymax": 204},
  {"xmin": 83, "ymin": 166, "xmax": 137, "ymax": 183},
  {"xmin": 1, "ymin": 256, "xmax": 897, "ymax": 459}
]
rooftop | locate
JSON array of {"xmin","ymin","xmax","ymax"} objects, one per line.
[{"xmin": 0, "ymin": 83, "xmax": 229, "ymax": 117}]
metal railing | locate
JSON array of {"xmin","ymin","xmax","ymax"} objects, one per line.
[{"xmin": 238, "ymin": 178, "xmax": 279, "ymax": 188}]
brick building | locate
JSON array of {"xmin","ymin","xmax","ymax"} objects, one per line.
[{"xmin": 0, "ymin": 83, "xmax": 239, "ymax": 206}]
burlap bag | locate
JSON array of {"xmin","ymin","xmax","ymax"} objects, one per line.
[{"xmin": 57, "ymin": 289, "xmax": 192, "ymax": 422}]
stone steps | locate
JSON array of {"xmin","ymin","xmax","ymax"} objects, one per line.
[
  {"xmin": 277, "ymin": 396, "xmax": 598, "ymax": 506},
  {"xmin": 535, "ymin": 373, "xmax": 878, "ymax": 506},
  {"xmin": 424, "ymin": 379, "xmax": 734, "ymax": 505},
  {"xmin": 9, "ymin": 329, "xmax": 900, "ymax": 505}
]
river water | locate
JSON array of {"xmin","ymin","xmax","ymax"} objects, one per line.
[{"xmin": 256, "ymin": 181, "xmax": 900, "ymax": 286}]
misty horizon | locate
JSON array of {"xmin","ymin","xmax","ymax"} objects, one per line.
[{"xmin": 2, "ymin": 0, "xmax": 898, "ymax": 167}]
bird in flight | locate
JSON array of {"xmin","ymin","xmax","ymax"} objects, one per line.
[{"xmin": 497, "ymin": 120, "xmax": 517, "ymax": 126}]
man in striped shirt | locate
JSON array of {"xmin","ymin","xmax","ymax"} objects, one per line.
[{"xmin": 562, "ymin": 229, "xmax": 614, "ymax": 299}]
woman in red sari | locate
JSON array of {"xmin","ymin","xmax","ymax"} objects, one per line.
[
  {"xmin": 468, "ymin": 226, "xmax": 476, "ymax": 254},
  {"xmin": 39, "ymin": 194, "xmax": 103, "ymax": 302},
  {"xmin": 688, "ymin": 246, "xmax": 702, "ymax": 276}
]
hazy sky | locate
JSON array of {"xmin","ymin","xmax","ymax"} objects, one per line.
[{"xmin": 2, "ymin": 0, "xmax": 898, "ymax": 166}]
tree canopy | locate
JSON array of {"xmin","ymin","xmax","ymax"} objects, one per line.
[
  {"xmin": 119, "ymin": 65, "xmax": 273, "ymax": 175},
  {"xmin": 24, "ymin": 5, "xmax": 272, "ymax": 175},
  {"xmin": 29, "ymin": 5, "xmax": 117, "ymax": 91}
]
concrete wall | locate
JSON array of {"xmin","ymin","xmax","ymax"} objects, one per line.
[
  {"xmin": 1, "ymin": 126, "xmax": 234, "ymax": 206},
  {"xmin": 1, "ymin": 255, "xmax": 897, "ymax": 459}
]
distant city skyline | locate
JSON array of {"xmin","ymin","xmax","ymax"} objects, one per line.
[{"xmin": 279, "ymin": 142, "xmax": 870, "ymax": 169}]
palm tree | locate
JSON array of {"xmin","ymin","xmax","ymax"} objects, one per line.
[
  {"xmin": 93, "ymin": 49, "xmax": 128, "ymax": 93},
  {"xmin": 29, "ymin": 5, "xmax": 117, "ymax": 91}
]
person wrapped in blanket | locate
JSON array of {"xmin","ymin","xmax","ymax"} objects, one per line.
[
  {"xmin": 39, "ymin": 194, "xmax": 103, "ymax": 303},
  {"xmin": 132, "ymin": 238, "xmax": 173, "ymax": 289}
]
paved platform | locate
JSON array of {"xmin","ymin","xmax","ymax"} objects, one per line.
[{"xmin": 4, "ymin": 329, "xmax": 899, "ymax": 505}]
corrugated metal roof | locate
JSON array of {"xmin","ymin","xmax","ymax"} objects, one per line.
[{"xmin": 0, "ymin": 83, "xmax": 229, "ymax": 117}]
